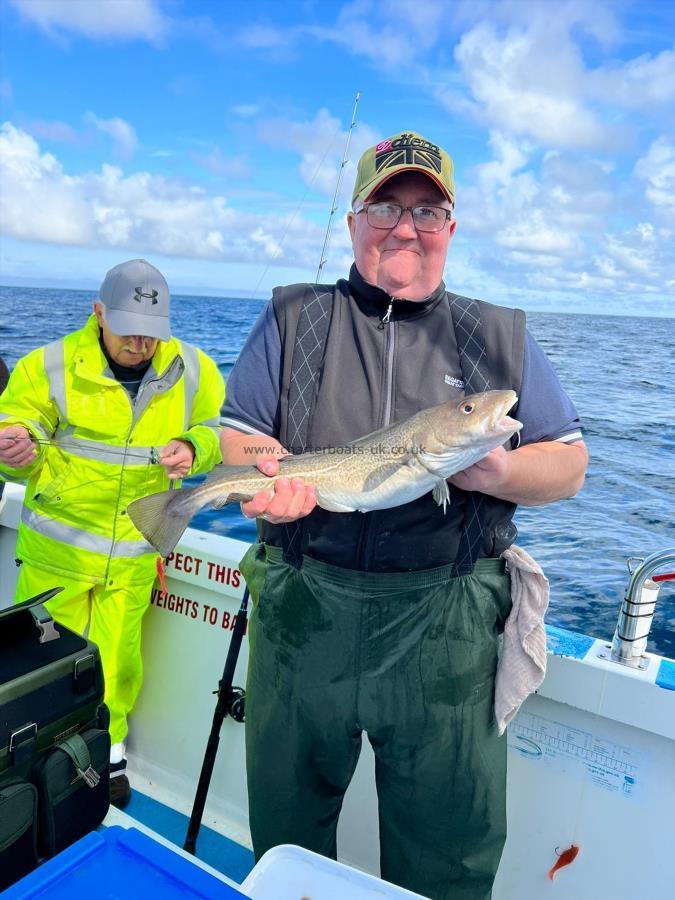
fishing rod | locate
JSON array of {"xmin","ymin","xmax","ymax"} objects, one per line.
[
  {"xmin": 184, "ymin": 586, "xmax": 249, "ymax": 855},
  {"xmin": 0, "ymin": 435, "xmax": 164, "ymax": 464},
  {"xmin": 183, "ymin": 94, "xmax": 362, "ymax": 857},
  {"xmin": 315, "ymin": 91, "xmax": 360, "ymax": 283},
  {"xmin": 250, "ymin": 90, "xmax": 361, "ymax": 299}
]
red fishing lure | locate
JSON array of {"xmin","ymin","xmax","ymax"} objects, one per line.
[{"xmin": 548, "ymin": 844, "xmax": 580, "ymax": 880}]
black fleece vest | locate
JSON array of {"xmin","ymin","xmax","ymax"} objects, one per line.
[{"xmin": 260, "ymin": 266, "xmax": 525, "ymax": 573}]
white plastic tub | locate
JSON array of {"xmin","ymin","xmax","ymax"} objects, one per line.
[{"xmin": 241, "ymin": 844, "xmax": 428, "ymax": 899}]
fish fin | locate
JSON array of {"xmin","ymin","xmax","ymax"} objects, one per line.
[
  {"xmin": 432, "ymin": 478, "xmax": 451, "ymax": 512},
  {"xmin": 362, "ymin": 461, "xmax": 408, "ymax": 492},
  {"xmin": 127, "ymin": 489, "xmax": 195, "ymax": 557},
  {"xmin": 216, "ymin": 491, "xmax": 257, "ymax": 507},
  {"xmin": 415, "ymin": 446, "xmax": 477, "ymax": 477},
  {"xmin": 318, "ymin": 496, "xmax": 357, "ymax": 513}
]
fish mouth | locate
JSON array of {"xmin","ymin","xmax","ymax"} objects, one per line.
[
  {"xmin": 487, "ymin": 392, "xmax": 521, "ymax": 434},
  {"xmin": 497, "ymin": 414, "xmax": 522, "ymax": 433}
]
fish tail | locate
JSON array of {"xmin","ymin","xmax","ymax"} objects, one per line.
[{"xmin": 127, "ymin": 487, "xmax": 199, "ymax": 557}]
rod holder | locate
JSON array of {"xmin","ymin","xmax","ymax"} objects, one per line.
[{"xmin": 611, "ymin": 548, "xmax": 675, "ymax": 667}]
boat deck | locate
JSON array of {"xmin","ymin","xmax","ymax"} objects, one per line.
[{"xmin": 2, "ymin": 481, "xmax": 674, "ymax": 899}]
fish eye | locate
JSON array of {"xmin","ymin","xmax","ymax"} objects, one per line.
[{"xmin": 460, "ymin": 401, "xmax": 474, "ymax": 414}]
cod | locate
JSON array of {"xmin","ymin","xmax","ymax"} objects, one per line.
[{"xmin": 128, "ymin": 390, "xmax": 522, "ymax": 558}]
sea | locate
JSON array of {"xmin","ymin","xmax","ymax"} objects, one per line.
[{"xmin": 1, "ymin": 285, "xmax": 673, "ymax": 657}]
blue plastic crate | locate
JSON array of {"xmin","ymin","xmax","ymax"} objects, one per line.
[{"xmin": 4, "ymin": 826, "xmax": 249, "ymax": 899}]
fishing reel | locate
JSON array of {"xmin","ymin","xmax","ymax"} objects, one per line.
[
  {"xmin": 216, "ymin": 685, "xmax": 245, "ymax": 723},
  {"xmin": 227, "ymin": 686, "xmax": 246, "ymax": 722}
]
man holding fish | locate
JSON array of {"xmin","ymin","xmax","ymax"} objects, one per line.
[
  {"xmin": 132, "ymin": 131, "xmax": 588, "ymax": 899},
  {"xmin": 221, "ymin": 131, "xmax": 587, "ymax": 900}
]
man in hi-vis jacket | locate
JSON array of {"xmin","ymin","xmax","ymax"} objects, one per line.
[{"xmin": 0, "ymin": 259, "xmax": 224, "ymax": 807}]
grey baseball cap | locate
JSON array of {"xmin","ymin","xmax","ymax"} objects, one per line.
[{"xmin": 98, "ymin": 259, "xmax": 171, "ymax": 341}]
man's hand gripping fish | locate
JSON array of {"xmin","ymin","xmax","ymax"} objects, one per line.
[{"xmin": 128, "ymin": 390, "xmax": 522, "ymax": 558}]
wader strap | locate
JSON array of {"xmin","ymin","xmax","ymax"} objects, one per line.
[
  {"xmin": 449, "ymin": 294, "xmax": 491, "ymax": 576},
  {"xmin": 282, "ymin": 286, "xmax": 334, "ymax": 567}
]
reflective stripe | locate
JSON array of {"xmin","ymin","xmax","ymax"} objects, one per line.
[
  {"xmin": 132, "ymin": 361, "xmax": 158, "ymax": 426},
  {"xmin": 52, "ymin": 432, "xmax": 156, "ymax": 465},
  {"xmin": 132, "ymin": 356, "xmax": 184, "ymax": 426},
  {"xmin": 219, "ymin": 416, "xmax": 269, "ymax": 436},
  {"xmin": 180, "ymin": 342, "xmax": 200, "ymax": 431},
  {"xmin": 22, "ymin": 507, "xmax": 154, "ymax": 558},
  {"xmin": 44, "ymin": 339, "xmax": 67, "ymax": 420},
  {"xmin": 201, "ymin": 417, "xmax": 220, "ymax": 427},
  {"xmin": 0, "ymin": 413, "xmax": 50, "ymax": 441}
]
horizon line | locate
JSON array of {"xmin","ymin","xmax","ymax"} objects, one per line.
[{"xmin": 0, "ymin": 282, "xmax": 673, "ymax": 320}]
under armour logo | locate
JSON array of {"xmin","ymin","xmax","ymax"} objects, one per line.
[{"xmin": 134, "ymin": 287, "xmax": 159, "ymax": 304}]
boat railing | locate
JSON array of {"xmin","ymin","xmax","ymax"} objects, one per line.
[{"xmin": 611, "ymin": 548, "xmax": 675, "ymax": 668}]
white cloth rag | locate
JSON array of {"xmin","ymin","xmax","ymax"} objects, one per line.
[{"xmin": 494, "ymin": 545, "xmax": 549, "ymax": 735}]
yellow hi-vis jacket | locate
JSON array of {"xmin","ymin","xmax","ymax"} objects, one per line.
[{"xmin": 0, "ymin": 315, "xmax": 224, "ymax": 586}]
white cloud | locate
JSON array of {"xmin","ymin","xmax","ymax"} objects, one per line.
[
  {"xmin": 231, "ymin": 104, "xmax": 261, "ymax": 118},
  {"xmin": 0, "ymin": 125, "xmax": 90, "ymax": 244},
  {"xmin": 497, "ymin": 216, "xmax": 576, "ymax": 254},
  {"xmin": 308, "ymin": 0, "xmax": 444, "ymax": 71},
  {"xmin": 635, "ymin": 138, "xmax": 675, "ymax": 210},
  {"xmin": 191, "ymin": 149, "xmax": 252, "ymax": 180},
  {"xmin": 25, "ymin": 119, "xmax": 79, "ymax": 144},
  {"xmin": 314, "ymin": 1, "xmax": 670, "ymax": 160},
  {"xmin": 458, "ymin": 130, "xmax": 620, "ymax": 255},
  {"xmin": 258, "ymin": 108, "xmax": 343, "ymax": 195},
  {"xmin": 597, "ymin": 223, "xmax": 674, "ymax": 290},
  {"xmin": 454, "ymin": 23, "xmax": 611, "ymax": 149},
  {"xmin": 450, "ymin": 12, "xmax": 675, "ymax": 149},
  {"xmin": 591, "ymin": 45, "xmax": 675, "ymax": 108},
  {"xmin": 84, "ymin": 113, "xmax": 138, "ymax": 161},
  {"xmin": 257, "ymin": 108, "xmax": 378, "ymax": 199},
  {"xmin": 237, "ymin": 23, "xmax": 296, "ymax": 50},
  {"xmin": 0, "ymin": 122, "xmax": 326, "ymax": 269},
  {"xmin": 449, "ymin": 122, "xmax": 675, "ymax": 306},
  {"xmin": 9, "ymin": 0, "xmax": 167, "ymax": 42},
  {"xmin": 474, "ymin": 131, "xmax": 531, "ymax": 192}
]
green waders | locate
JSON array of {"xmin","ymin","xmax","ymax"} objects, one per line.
[{"xmin": 241, "ymin": 543, "xmax": 512, "ymax": 900}]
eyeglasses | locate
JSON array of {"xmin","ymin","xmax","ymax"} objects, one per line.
[{"xmin": 356, "ymin": 202, "xmax": 453, "ymax": 233}]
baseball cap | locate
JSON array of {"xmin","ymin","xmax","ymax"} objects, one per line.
[
  {"xmin": 352, "ymin": 131, "xmax": 455, "ymax": 206},
  {"xmin": 98, "ymin": 259, "xmax": 170, "ymax": 341}
]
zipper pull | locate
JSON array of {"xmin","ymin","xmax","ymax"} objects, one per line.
[{"xmin": 379, "ymin": 299, "xmax": 394, "ymax": 329}]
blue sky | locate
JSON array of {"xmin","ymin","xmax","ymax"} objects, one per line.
[{"xmin": 0, "ymin": 0, "xmax": 674, "ymax": 316}]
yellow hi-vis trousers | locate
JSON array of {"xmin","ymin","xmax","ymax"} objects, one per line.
[{"xmin": 15, "ymin": 563, "xmax": 155, "ymax": 745}]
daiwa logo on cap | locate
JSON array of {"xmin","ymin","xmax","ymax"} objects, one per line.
[
  {"xmin": 352, "ymin": 129, "xmax": 455, "ymax": 204},
  {"xmin": 375, "ymin": 132, "xmax": 443, "ymax": 176},
  {"xmin": 376, "ymin": 139, "xmax": 393, "ymax": 153}
]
